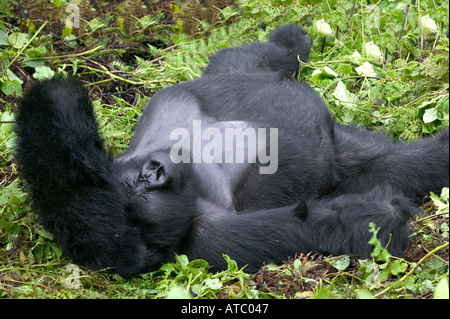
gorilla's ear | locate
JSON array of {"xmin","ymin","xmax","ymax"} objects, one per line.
[{"xmin": 294, "ymin": 201, "xmax": 308, "ymax": 219}]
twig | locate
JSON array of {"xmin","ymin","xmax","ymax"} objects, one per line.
[
  {"xmin": 347, "ymin": 0, "xmax": 357, "ymax": 29},
  {"xmin": 45, "ymin": 45, "xmax": 103, "ymax": 60},
  {"xmin": 0, "ymin": 173, "xmax": 17, "ymax": 192},
  {"xmin": 71, "ymin": 63, "xmax": 177, "ymax": 86},
  {"xmin": 321, "ymin": 75, "xmax": 384, "ymax": 97},
  {"xmin": 400, "ymin": 92, "xmax": 448, "ymax": 108},
  {"xmin": 420, "ymin": 28, "xmax": 425, "ymax": 63},
  {"xmin": 394, "ymin": 4, "xmax": 409, "ymax": 60},
  {"xmin": 320, "ymin": 37, "xmax": 326, "ymax": 53},
  {"xmin": 414, "ymin": 211, "xmax": 449, "ymax": 225},
  {"xmin": 399, "ymin": 5, "xmax": 409, "ymax": 42},
  {"xmin": 84, "ymin": 78, "xmax": 114, "ymax": 87}
]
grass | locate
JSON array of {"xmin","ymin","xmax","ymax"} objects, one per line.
[{"xmin": 0, "ymin": 0, "xmax": 448, "ymax": 299}]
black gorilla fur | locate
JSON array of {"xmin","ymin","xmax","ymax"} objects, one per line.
[{"xmin": 15, "ymin": 24, "xmax": 449, "ymax": 277}]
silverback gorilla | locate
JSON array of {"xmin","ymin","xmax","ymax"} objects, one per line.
[{"xmin": 15, "ymin": 25, "xmax": 449, "ymax": 277}]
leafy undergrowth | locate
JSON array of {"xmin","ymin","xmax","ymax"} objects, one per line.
[{"xmin": 0, "ymin": 0, "xmax": 449, "ymax": 299}]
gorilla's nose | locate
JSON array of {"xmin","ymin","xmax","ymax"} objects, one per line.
[
  {"xmin": 139, "ymin": 159, "xmax": 164, "ymax": 184},
  {"xmin": 137, "ymin": 152, "xmax": 177, "ymax": 191}
]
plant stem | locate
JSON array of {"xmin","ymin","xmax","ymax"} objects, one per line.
[
  {"xmin": 373, "ymin": 241, "xmax": 449, "ymax": 298},
  {"xmin": 2, "ymin": 21, "xmax": 48, "ymax": 77}
]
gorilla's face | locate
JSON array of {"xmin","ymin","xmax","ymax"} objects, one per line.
[
  {"xmin": 121, "ymin": 152, "xmax": 185, "ymax": 201},
  {"xmin": 118, "ymin": 153, "xmax": 196, "ymax": 263}
]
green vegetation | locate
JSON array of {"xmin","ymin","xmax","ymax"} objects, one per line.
[{"xmin": 0, "ymin": 0, "xmax": 448, "ymax": 299}]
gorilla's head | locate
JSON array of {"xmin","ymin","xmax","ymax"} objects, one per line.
[{"xmin": 115, "ymin": 151, "xmax": 197, "ymax": 270}]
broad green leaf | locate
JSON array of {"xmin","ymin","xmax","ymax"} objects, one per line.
[
  {"xmin": 6, "ymin": 69, "xmax": 23, "ymax": 84},
  {"xmin": 356, "ymin": 289, "xmax": 373, "ymax": 299},
  {"xmin": 330, "ymin": 256, "xmax": 351, "ymax": 271},
  {"xmin": 423, "ymin": 107, "xmax": 438, "ymax": 123},
  {"xmin": 316, "ymin": 19, "xmax": 334, "ymax": 37},
  {"xmin": 33, "ymin": 66, "xmax": 55, "ymax": 80},
  {"xmin": 8, "ymin": 32, "xmax": 28, "ymax": 48},
  {"xmin": 365, "ymin": 41, "xmax": 383, "ymax": 65},
  {"xmin": 166, "ymin": 286, "xmax": 192, "ymax": 299},
  {"xmin": 421, "ymin": 15, "xmax": 438, "ymax": 34},
  {"xmin": 333, "ymin": 81, "xmax": 356, "ymax": 107},
  {"xmin": 433, "ymin": 277, "xmax": 449, "ymax": 299},
  {"xmin": 204, "ymin": 278, "xmax": 223, "ymax": 290},
  {"xmin": 389, "ymin": 259, "xmax": 407, "ymax": 276},
  {"xmin": 0, "ymin": 29, "xmax": 9, "ymax": 45},
  {"xmin": 355, "ymin": 62, "xmax": 377, "ymax": 77},
  {"xmin": 175, "ymin": 254, "xmax": 189, "ymax": 268},
  {"xmin": 1, "ymin": 79, "xmax": 22, "ymax": 96}
]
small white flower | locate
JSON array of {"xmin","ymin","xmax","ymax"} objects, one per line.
[
  {"xmin": 421, "ymin": 15, "xmax": 438, "ymax": 34},
  {"xmin": 323, "ymin": 66, "xmax": 338, "ymax": 77},
  {"xmin": 355, "ymin": 62, "xmax": 377, "ymax": 77},
  {"xmin": 311, "ymin": 67, "xmax": 338, "ymax": 83},
  {"xmin": 333, "ymin": 81, "xmax": 356, "ymax": 107},
  {"xmin": 349, "ymin": 50, "xmax": 364, "ymax": 65},
  {"xmin": 316, "ymin": 19, "xmax": 334, "ymax": 38},
  {"xmin": 364, "ymin": 41, "xmax": 383, "ymax": 65}
]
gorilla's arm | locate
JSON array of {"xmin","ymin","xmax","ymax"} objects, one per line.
[
  {"xmin": 186, "ymin": 187, "xmax": 414, "ymax": 272},
  {"xmin": 15, "ymin": 77, "xmax": 151, "ymax": 277}
]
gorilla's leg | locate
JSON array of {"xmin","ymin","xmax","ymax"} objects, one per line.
[
  {"xmin": 185, "ymin": 187, "xmax": 415, "ymax": 271},
  {"xmin": 333, "ymin": 124, "xmax": 449, "ymax": 205},
  {"xmin": 203, "ymin": 24, "xmax": 313, "ymax": 77},
  {"xmin": 304, "ymin": 187, "xmax": 415, "ymax": 258},
  {"xmin": 15, "ymin": 77, "xmax": 150, "ymax": 277}
]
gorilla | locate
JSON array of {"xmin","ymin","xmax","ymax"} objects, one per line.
[{"xmin": 15, "ymin": 24, "xmax": 449, "ymax": 277}]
